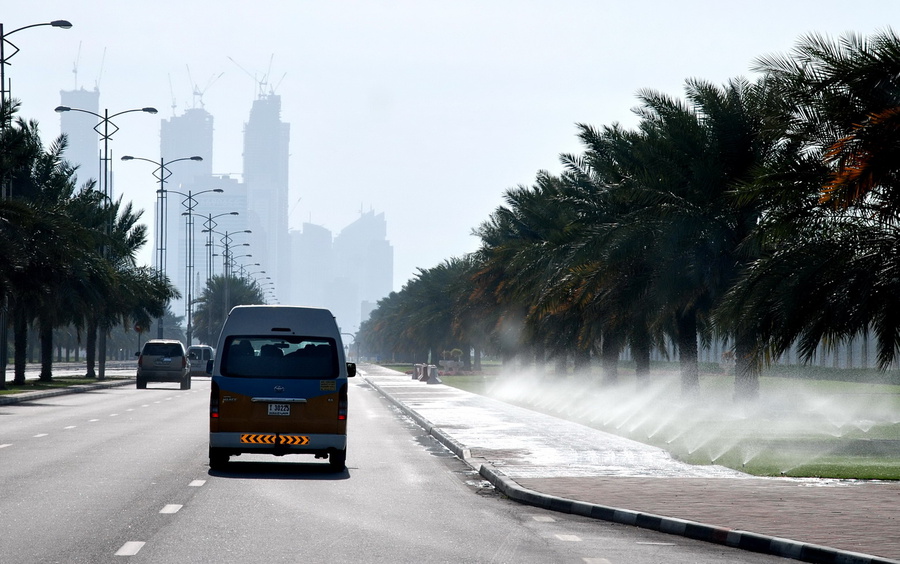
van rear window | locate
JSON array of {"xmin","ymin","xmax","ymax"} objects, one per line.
[{"xmin": 221, "ymin": 336, "xmax": 339, "ymax": 379}]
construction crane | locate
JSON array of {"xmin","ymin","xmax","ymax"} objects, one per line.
[
  {"xmin": 186, "ymin": 64, "xmax": 223, "ymax": 109},
  {"xmin": 227, "ymin": 54, "xmax": 284, "ymax": 98}
]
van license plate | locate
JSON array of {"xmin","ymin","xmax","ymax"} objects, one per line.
[{"xmin": 268, "ymin": 404, "xmax": 290, "ymax": 416}]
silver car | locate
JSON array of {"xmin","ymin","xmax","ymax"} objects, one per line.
[{"xmin": 136, "ymin": 339, "xmax": 191, "ymax": 389}]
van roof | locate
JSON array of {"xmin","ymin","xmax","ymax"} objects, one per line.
[{"xmin": 224, "ymin": 305, "xmax": 339, "ymax": 336}]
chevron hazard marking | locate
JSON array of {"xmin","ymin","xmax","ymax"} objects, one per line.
[
  {"xmin": 240, "ymin": 434, "xmax": 276, "ymax": 444},
  {"xmin": 279, "ymin": 435, "xmax": 309, "ymax": 446}
]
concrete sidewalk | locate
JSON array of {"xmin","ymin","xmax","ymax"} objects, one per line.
[{"xmin": 360, "ymin": 364, "xmax": 900, "ymax": 564}]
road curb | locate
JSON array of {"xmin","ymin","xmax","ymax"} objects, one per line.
[
  {"xmin": 361, "ymin": 373, "xmax": 899, "ymax": 564},
  {"xmin": 0, "ymin": 379, "xmax": 134, "ymax": 405}
]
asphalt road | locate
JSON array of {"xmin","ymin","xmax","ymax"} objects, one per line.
[{"xmin": 0, "ymin": 376, "xmax": 791, "ymax": 563}]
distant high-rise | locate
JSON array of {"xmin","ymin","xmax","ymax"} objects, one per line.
[
  {"xmin": 58, "ymin": 87, "xmax": 100, "ymax": 188},
  {"xmin": 289, "ymin": 211, "xmax": 393, "ymax": 334},
  {"xmin": 289, "ymin": 223, "xmax": 333, "ymax": 307},
  {"xmin": 243, "ymin": 94, "xmax": 290, "ymax": 303}
]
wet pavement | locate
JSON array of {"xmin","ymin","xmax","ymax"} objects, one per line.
[{"xmin": 360, "ymin": 364, "xmax": 900, "ymax": 564}]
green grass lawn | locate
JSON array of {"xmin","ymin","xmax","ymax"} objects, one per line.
[
  {"xmin": 380, "ymin": 362, "xmax": 900, "ymax": 480},
  {"xmin": 0, "ymin": 377, "xmax": 114, "ymax": 395}
]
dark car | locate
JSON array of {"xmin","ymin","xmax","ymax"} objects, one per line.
[{"xmin": 136, "ymin": 339, "xmax": 191, "ymax": 389}]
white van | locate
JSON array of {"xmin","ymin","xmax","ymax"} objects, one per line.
[
  {"xmin": 187, "ymin": 345, "xmax": 215, "ymax": 376},
  {"xmin": 208, "ymin": 305, "xmax": 356, "ymax": 471}
]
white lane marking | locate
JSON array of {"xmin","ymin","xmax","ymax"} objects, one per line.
[
  {"xmin": 531, "ymin": 515, "xmax": 556, "ymax": 522},
  {"xmin": 126, "ymin": 408, "xmax": 134, "ymax": 412},
  {"xmin": 64, "ymin": 426, "xmax": 76, "ymax": 429},
  {"xmin": 636, "ymin": 542, "xmax": 676, "ymax": 546},
  {"xmin": 110, "ymin": 413, "xmax": 119, "ymax": 417},
  {"xmin": 114, "ymin": 541, "xmax": 145, "ymax": 556},
  {"xmin": 583, "ymin": 559, "xmax": 612, "ymax": 564},
  {"xmin": 556, "ymin": 534, "xmax": 582, "ymax": 542},
  {"xmin": 188, "ymin": 480, "xmax": 206, "ymax": 487},
  {"xmin": 89, "ymin": 419, "xmax": 99, "ymax": 422},
  {"xmin": 34, "ymin": 434, "xmax": 48, "ymax": 438},
  {"xmin": 160, "ymin": 504, "xmax": 183, "ymax": 514},
  {"xmin": 0, "ymin": 444, "xmax": 12, "ymax": 449},
  {"xmin": 141, "ymin": 404, "xmax": 149, "ymax": 408}
]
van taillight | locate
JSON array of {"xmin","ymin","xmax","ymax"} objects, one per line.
[
  {"xmin": 210, "ymin": 382, "xmax": 220, "ymax": 418},
  {"xmin": 338, "ymin": 384, "xmax": 348, "ymax": 420}
]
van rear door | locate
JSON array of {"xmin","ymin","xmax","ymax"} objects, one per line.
[{"xmin": 211, "ymin": 336, "xmax": 345, "ymax": 436}]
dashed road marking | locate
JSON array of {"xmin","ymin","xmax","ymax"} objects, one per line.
[
  {"xmin": 0, "ymin": 444, "xmax": 11, "ymax": 449},
  {"xmin": 556, "ymin": 534, "xmax": 582, "ymax": 542},
  {"xmin": 188, "ymin": 480, "xmax": 206, "ymax": 487},
  {"xmin": 583, "ymin": 559, "xmax": 612, "ymax": 564},
  {"xmin": 636, "ymin": 542, "xmax": 676, "ymax": 546},
  {"xmin": 160, "ymin": 504, "xmax": 183, "ymax": 514},
  {"xmin": 141, "ymin": 405, "xmax": 149, "ymax": 408},
  {"xmin": 64, "ymin": 426, "xmax": 76, "ymax": 429},
  {"xmin": 34, "ymin": 433, "xmax": 48, "ymax": 438},
  {"xmin": 110, "ymin": 413, "xmax": 119, "ymax": 417},
  {"xmin": 114, "ymin": 541, "xmax": 145, "ymax": 556},
  {"xmin": 89, "ymin": 419, "xmax": 99, "ymax": 422},
  {"xmin": 531, "ymin": 515, "xmax": 556, "ymax": 522}
]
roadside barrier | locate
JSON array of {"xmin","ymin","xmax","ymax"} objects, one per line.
[{"xmin": 424, "ymin": 364, "xmax": 442, "ymax": 385}]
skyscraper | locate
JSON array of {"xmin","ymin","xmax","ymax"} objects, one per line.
[
  {"xmin": 58, "ymin": 87, "xmax": 100, "ymax": 188},
  {"xmin": 289, "ymin": 211, "xmax": 393, "ymax": 334},
  {"xmin": 242, "ymin": 93, "xmax": 290, "ymax": 303},
  {"xmin": 159, "ymin": 107, "xmax": 215, "ymax": 323}
]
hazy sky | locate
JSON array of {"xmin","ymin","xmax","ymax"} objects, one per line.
[{"xmin": 7, "ymin": 2, "xmax": 899, "ymax": 291}]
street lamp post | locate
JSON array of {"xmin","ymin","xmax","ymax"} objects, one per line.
[
  {"xmin": 204, "ymin": 228, "xmax": 251, "ymax": 329},
  {"xmin": 120, "ymin": 155, "xmax": 202, "ymax": 339},
  {"xmin": 55, "ymin": 106, "xmax": 158, "ymax": 203},
  {"xmin": 1, "ymin": 19, "xmax": 72, "ymax": 120},
  {"xmin": 54, "ymin": 105, "xmax": 157, "ymax": 380},
  {"xmin": 171, "ymin": 189, "xmax": 223, "ymax": 346},
  {"xmin": 0, "ymin": 19, "xmax": 72, "ymax": 383},
  {"xmin": 203, "ymin": 212, "xmax": 239, "ymax": 281}
]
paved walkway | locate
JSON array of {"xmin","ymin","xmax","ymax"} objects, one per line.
[{"xmin": 360, "ymin": 364, "xmax": 900, "ymax": 564}]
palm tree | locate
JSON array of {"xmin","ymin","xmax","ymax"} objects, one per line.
[
  {"xmin": 724, "ymin": 30, "xmax": 900, "ymax": 370},
  {"xmin": 193, "ymin": 275, "xmax": 265, "ymax": 345},
  {"xmin": 1, "ymin": 117, "xmax": 93, "ymax": 382}
]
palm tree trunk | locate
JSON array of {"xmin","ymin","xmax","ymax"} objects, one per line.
[
  {"xmin": 733, "ymin": 335, "xmax": 760, "ymax": 402},
  {"xmin": 572, "ymin": 347, "xmax": 591, "ymax": 373},
  {"xmin": 601, "ymin": 333, "xmax": 620, "ymax": 385},
  {"xmin": 39, "ymin": 318, "xmax": 53, "ymax": 382},
  {"xmin": 630, "ymin": 325, "xmax": 652, "ymax": 385},
  {"xmin": 85, "ymin": 317, "xmax": 98, "ymax": 378},
  {"xmin": 12, "ymin": 306, "xmax": 27, "ymax": 385},
  {"xmin": 676, "ymin": 309, "xmax": 700, "ymax": 395},
  {"xmin": 98, "ymin": 327, "xmax": 107, "ymax": 380}
]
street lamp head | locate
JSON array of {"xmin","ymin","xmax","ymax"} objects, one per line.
[
  {"xmin": 54, "ymin": 106, "xmax": 71, "ymax": 113},
  {"xmin": 120, "ymin": 155, "xmax": 134, "ymax": 161},
  {"xmin": 50, "ymin": 20, "xmax": 73, "ymax": 29},
  {"xmin": 190, "ymin": 156, "xmax": 202, "ymax": 161},
  {"xmin": 213, "ymin": 189, "xmax": 224, "ymax": 193},
  {"xmin": 142, "ymin": 107, "xmax": 159, "ymax": 114}
]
